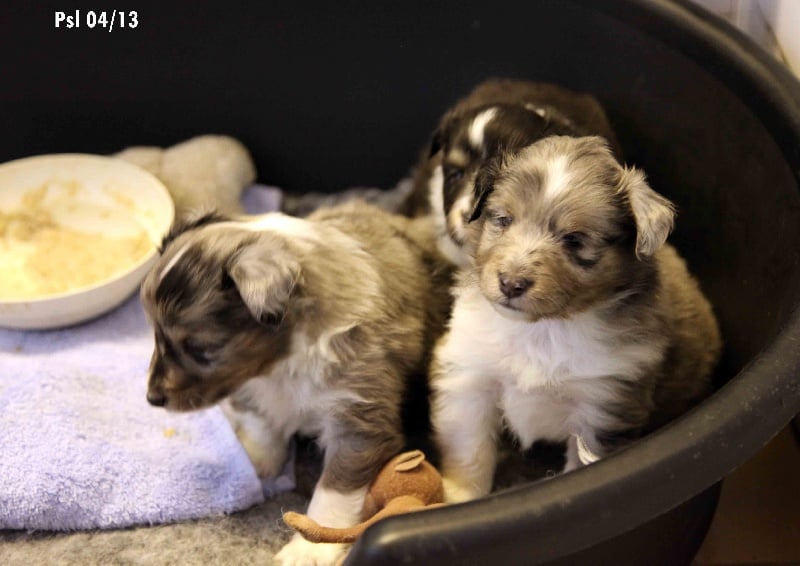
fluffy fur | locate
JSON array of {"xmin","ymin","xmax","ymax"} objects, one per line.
[
  {"xmin": 403, "ymin": 78, "xmax": 623, "ymax": 266},
  {"xmin": 431, "ymin": 136, "xmax": 721, "ymax": 503},
  {"xmin": 140, "ymin": 202, "xmax": 451, "ymax": 565}
]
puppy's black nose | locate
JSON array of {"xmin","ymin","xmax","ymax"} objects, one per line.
[
  {"xmin": 147, "ymin": 390, "xmax": 167, "ymax": 407},
  {"xmin": 499, "ymin": 275, "xmax": 532, "ymax": 298}
]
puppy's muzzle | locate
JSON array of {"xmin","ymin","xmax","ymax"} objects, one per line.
[
  {"xmin": 499, "ymin": 274, "xmax": 532, "ymax": 299},
  {"xmin": 147, "ymin": 389, "xmax": 167, "ymax": 407}
]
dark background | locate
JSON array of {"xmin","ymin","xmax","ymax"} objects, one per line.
[{"xmin": 3, "ymin": 0, "xmax": 799, "ymax": 375}]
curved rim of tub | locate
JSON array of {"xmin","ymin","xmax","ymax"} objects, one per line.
[{"xmin": 347, "ymin": 0, "xmax": 800, "ymax": 563}]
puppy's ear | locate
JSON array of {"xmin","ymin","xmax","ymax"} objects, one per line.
[
  {"xmin": 429, "ymin": 109, "xmax": 459, "ymax": 157},
  {"xmin": 468, "ymin": 155, "xmax": 503, "ymax": 222},
  {"xmin": 428, "ymin": 128, "xmax": 443, "ymax": 157},
  {"xmin": 619, "ymin": 168, "xmax": 676, "ymax": 258},
  {"xmin": 226, "ymin": 242, "xmax": 300, "ymax": 327}
]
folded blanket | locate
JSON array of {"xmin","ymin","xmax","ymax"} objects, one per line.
[{"xmin": 0, "ymin": 295, "xmax": 270, "ymax": 531}]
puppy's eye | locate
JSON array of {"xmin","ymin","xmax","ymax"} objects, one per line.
[
  {"xmin": 220, "ymin": 271, "xmax": 236, "ymax": 292},
  {"xmin": 443, "ymin": 165, "xmax": 464, "ymax": 184},
  {"xmin": 562, "ymin": 232, "xmax": 586, "ymax": 251},
  {"xmin": 489, "ymin": 213, "xmax": 513, "ymax": 228},
  {"xmin": 182, "ymin": 338, "xmax": 212, "ymax": 366},
  {"xmin": 259, "ymin": 311, "xmax": 284, "ymax": 330}
]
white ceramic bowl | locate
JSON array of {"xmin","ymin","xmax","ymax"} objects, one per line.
[{"xmin": 0, "ymin": 154, "xmax": 174, "ymax": 329}]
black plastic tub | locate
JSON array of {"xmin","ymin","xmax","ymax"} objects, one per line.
[{"xmin": 3, "ymin": 1, "xmax": 799, "ymax": 564}]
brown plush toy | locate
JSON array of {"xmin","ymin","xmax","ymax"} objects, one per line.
[{"xmin": 283, "ymin": 450, "xmax": 445, "ymax": 544}]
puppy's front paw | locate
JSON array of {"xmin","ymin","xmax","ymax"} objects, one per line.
[
  {"xmin": 441, "ymin": 476, "xmax": 485, "ymax": 503},
  {"xmin": 222, "ymin": 401, "xmax": 289, "ymax": 479},
  {"xmin": 275, "ymin": 535, "xmax": 348, "ymax": 566}
]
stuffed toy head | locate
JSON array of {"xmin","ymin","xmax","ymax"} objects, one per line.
[
  {"xmin": 283, "ymin": 450, "xmax": 444, "ymax": 544},
  {"xmin": 115, "ymin": 134, "xmax": 256, "ymax": 215}
]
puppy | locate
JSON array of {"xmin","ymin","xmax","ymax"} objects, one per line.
[
  {"xmin": 140, "ymin": 202, "xmax": 451, "ymax": 565},
  {"xmin": 431, "ymin": 136, "xmax": 721, "ymax": 502},
  {"xmin": 403, "ymin": 78, "xmax": 623, "ymax": 266}
]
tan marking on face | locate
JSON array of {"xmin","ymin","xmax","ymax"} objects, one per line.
[{"xmin": 445, "ymin": 148, "xmax": 470, "ymax": 169}]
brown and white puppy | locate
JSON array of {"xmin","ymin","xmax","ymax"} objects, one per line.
[
  {"xmin": 140, "ymin": 202, "xmax": 451, "ymax": 565},
  {"xmin": 431, "ymin": 136, "xmax": 721, "ymax": 503},
  {"xmin": 403, "ymin": 78, "xmax": 623, "ymax": 267}
]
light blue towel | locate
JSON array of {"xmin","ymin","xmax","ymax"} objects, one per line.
[{"xmin": 0, "ymin": 185, "xmax": 292, "ymax": 531}]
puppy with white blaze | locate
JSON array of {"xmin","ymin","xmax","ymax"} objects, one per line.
[
  {"xmin": 403, "ymin": 78, "xmax": 623, "ymax": 267},
  {"xmin": 140, "ymin": 202, "xmax": 451, "ymax": 565},
  {"xmin": 431, "ymin": 136, "xmax": 722, "ymax": 503}
]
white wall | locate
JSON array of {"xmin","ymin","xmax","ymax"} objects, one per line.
[
  {"xmin": 692, "ymin": 0, "xmax": 799, "ymax": 74},
  {"xmin": 760, "ymin": 0, "xmax": 800, "ymax": 72}
]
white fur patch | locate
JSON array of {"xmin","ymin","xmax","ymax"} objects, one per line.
[
  {"xmin": 275, "ymin": 484, "xmax": 367, "ymax": 565},
  {"xmin": 237, "ymin": 213, "xmax": 320, "ymax": 241},
  {"xmin": 468, "ymin": 107, "xmax": 498, "ymax": 150},
  {"xmin": 542, "ymin": 155, "xmax": 572, "ymax": 201},
  {"xmin": 490, "ymin": 302, "xmax": 530, "ymax": 322},
  {"xmin": 428, "ymin": 165, "xmax": 470, "ymax": 266},
  {"xmin": 275, "ymin": 534, "xmax": 347, "ymax": 566},
  {"xmin": 433, "ymin": 375, "xmax": 500, "ymax": 502},
  {"xmin": 306, "ymin": 483, "xmax": 368, "ymax": 528},
  {"xmin": 157, "ymin": 243, "xmax": 189, "ymax": 283},
  {"xmin": 524, "ymin": 103, "xmax": 547, "ymax": 117},
  {"xmin": 229, "ymin": 339, "xmax": 364, "ymax": 440}
]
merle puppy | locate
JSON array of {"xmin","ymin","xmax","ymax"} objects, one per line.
[
  {"xmin": 140, "ymin": 201, "xmax": 451, "ymax": 565},
  {"xmin": 430, "ymin": 136, "xmax": 721, "ymax": 502}
]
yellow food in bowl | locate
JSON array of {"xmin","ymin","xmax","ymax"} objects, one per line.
[{"xmin": 0, "ymin": 206, "xmax": 152, "ymax": 300}]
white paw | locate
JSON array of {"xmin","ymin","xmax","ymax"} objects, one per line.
[
  {"xmin": 275, "ymin": 535, "xmax": 348, "ymax": 566},
  {"xmin": 441, "ymin": 476, "xmax": 485, "ymax": 503}
]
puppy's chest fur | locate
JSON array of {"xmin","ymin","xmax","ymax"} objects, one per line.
[
  {"xmin": 229, "ymin": 335, "xmax": 357, "ymax": 436},
  {"xmin": 442, "ymin": 282, "xmax": 665, "ymax": 417}
]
